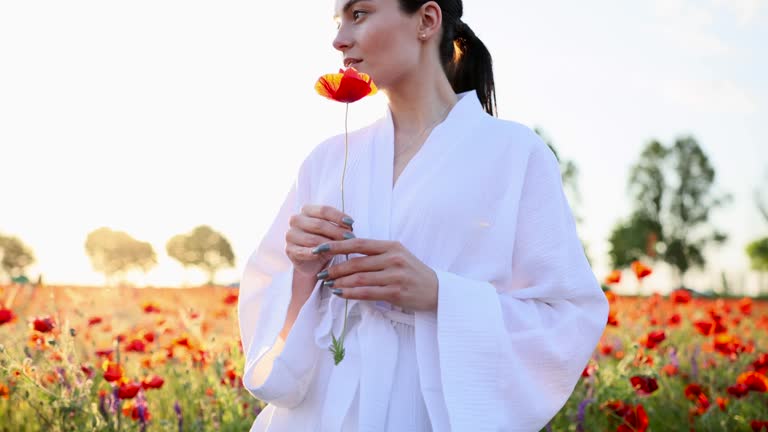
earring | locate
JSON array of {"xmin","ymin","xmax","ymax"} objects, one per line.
[{"xmin": 420, "ymin": 33, "xmax": 426, "ymax": 39}]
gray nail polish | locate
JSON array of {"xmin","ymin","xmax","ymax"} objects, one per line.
[
  {"xmin": 342, "ymin": 216, "xmax": 355, "ymax": 227},
  {"xmin": 316, "ymin": 269, "xmax": 329, "ymax": 280},
  {"xmin": 343, "ymin": 231, "xmax": 356, "ymax": 240},
  {"xmin": 312, "ymin": 243, "xmax": 331, "ymax": 254},
  {"xmin": 331, "ymin": 288, "xmax": 343, "ymax": 296},
  {"xmin": 322, "ymin": 280, "xmax": 335, "ymax": 288}
]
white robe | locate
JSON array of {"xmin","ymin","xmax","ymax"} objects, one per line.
[{"xmin": 238, "ymin": 90, "xmax": 609, "ymax": 432}]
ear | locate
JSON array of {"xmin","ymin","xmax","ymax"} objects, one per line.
[{"xmin": 417, "ymin": 1, "xmax": 443, "ymax": 40}]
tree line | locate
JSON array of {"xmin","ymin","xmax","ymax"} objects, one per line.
[
  {"xmin": 1, "ymin": 133, "xmax": 767, "ymax": 293},
  {"xmin": 0, "ymin": 225, "xmax": 234, "ymax": 286}
]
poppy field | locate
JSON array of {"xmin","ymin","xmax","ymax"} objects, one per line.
[{"xmin": 1, "ymin": 274, "xmax": 767, "ymax": 431}]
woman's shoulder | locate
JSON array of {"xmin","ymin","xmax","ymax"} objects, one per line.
[{"xmin": 476, "ymin": 115, "xmax": 551, "ymax": 159}]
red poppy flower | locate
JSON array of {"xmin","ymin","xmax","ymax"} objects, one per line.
[
  {"xmin": 315, "ymin": 67, "xmax": 378, "ymax": 103},
  {"xmin": 223, "ymin": 292, "xmax": 238, "ymax": 305},
  {"xmin": 0, "ymin": 383, "xmax": 9, "ymax": 400},
  {"xmin": 738, "ymin": 297, "xmax": 752, "ymax": 315},
  {"xmin": 670, "ymin": 289, "xmax": 691, "ymax": 304},
  {"xmin": 118, "ymin": 381, "xmax": 141, "ymax": 399},
  {"xmin": 141, "ymin": 375, "xmax": 164, "ymax": 390},
  {"xmin": 142, "ymin": 302, "xmax": 161, "ymax": 313},
  {"xmin": 630, "ymin": 375, "xmax": 659, "ymax": 395},
  {"xmin": 737, "ymin": 371, "xmax": 768, "ymax": 392},
  {"xmin": 604, "ymin": 270, "xmax": 621, "ymax": 285},
  {"xmin": 752, "ymin": 353, "xmax": 768, "ymax": 375},
  {"xmin": 716, "ymin": 396, "xmax": 728, "ymax": 411},
  {"xmin": 0, "ymin": 308, "xmax": 15, "ymax": 325},
  {"xmin": 631, "ymin": 261, "xmax": 652, "ymax": 280},
  {"xmin": 87, "ymin": 316, "xmax": 103, "ymax": 326},
  {"xmin": 125, "ymin": 339, "xmax": 146, "ymax": 353},
  {"xmin": 694, "ymin": 320, "xmax": 713, "ymax": 336},
  {"xmin": 751, "ymin": 420, "xmax": 768, "ymax": 432},
  {"xmin": 618, "ymin": 404, "xmax": 649, "ymax": 432},
  {"xmin": 102, "ymin": 361, "xmax": 123, "ymax": 382},
  {"xmin": 32, "ymin": 316, "xmax": 55, "ymax": 333},
  {"xmin": 639, "ymin": 330, "xmax": 666, "ymax": 349},
  {"xmin": 727, "ymin": 383, "xmax": 750, "ymax": 398},
  {"xmin": 684, "ymin": 383, "xmax": 706, "ymax": 400}
]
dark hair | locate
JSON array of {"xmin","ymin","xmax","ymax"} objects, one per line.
[{"xmin": 398, "ymin": 0, "xmax": 497, "ymax": 117}]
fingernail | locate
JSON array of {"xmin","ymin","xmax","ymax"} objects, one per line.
[
  {"xmin": 316, "ymin": 269, "xmax": 329, "ymax": 280},
  {"xmin": 342, "ymin": 216, "xmax": 355, "ymax": 227},
  {"xmin": 343, "ymin": 231, "xmax": 356, "ymax": 240},
  {"xmin": 322, "ymin": 280, "xmax": 335, "ymax": 288},
  {"xmin": 312, "ymin": 243, "xmax": 331, "ymax": 254},
  {"xmin": 331, "ymin": 288, "xmax": 343, "ymax": 296}
]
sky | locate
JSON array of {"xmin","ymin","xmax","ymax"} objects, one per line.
[{"xmin": 0, "ymin": 0, "xmax": 766, "ymax": 294}]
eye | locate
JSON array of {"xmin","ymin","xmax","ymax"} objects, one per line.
[{"xmin": 352, "ymin": 10, "xmax": 366, "ymax": 21}]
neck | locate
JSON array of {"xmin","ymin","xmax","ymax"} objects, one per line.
[{"xmin": 383, "ymin": 62, "xmax": 459, "ymax": 135}]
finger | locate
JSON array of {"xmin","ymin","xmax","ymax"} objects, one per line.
[
  {"xmin": 320, "ymin": 254, "xmax": 390, "ymax": 280},
  {"xmin": 286, "ymin": 228, "xmax": 332, "ymax": 248},
  {"xmin": 331, "ymin": 285, "xmax": 401, "ymax": 303},
  {"xmin": 314, "ymin": 238, "xmax": 394, "ymax": 257},
  {"xmin": 293, "ymin": 215, "xmax": 354, "ymax": 241},
  {"xmin": 300, "ymin": 204, "xmax": 354, "ymax": 229},
  {"xmin": 286, "ymin": 244, "xmax": 324, "ymax": 262}
]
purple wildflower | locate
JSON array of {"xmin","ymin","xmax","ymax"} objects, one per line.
[
  {"xmin": 576, "ymin": 398, "xmax": 594, "ymax": 432},
  {"xmin": 691, "ymin": 345, "xmax": 700, "ymax": 380},
  {"xmin": 668, "ymin": 347, "xmax": 679, "ymax": 368},
  {"xmin": 174, "ymin": 400, "xmax": 183, "ymax": 432}
]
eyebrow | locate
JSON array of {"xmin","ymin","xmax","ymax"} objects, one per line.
[{"xmin": 333, "ymin": 0, "xmax": 370, "ymax": 20}]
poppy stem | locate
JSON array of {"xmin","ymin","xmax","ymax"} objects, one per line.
[{"xmin": 331, "ymin": 103, "xmax": 351, "ymax": 365}]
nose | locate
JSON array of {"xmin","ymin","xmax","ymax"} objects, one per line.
[{"xmin": 332, "ymin": 27, "xmax": 352, "ymax": 52}]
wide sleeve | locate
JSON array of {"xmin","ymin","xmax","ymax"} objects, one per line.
[
  {"xmin": 237, "ymin": 156, "xmax": 323, "ymax": 408},
  {"xmin": 433, "ymin": 137, "xmax": 609, "ymax": 431}
]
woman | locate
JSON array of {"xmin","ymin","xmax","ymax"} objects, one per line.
[{"xmin": 238, "ymin": 0, "xmax": 609, "ymax": 430}]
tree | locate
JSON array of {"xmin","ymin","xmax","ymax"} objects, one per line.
[
  {"xmin": 0, "ymin": 233, "xmax": 35, "ymax": 280},
  {"xmin": 166, "ymin": 225, "xmax": 235, "ymax": 285},
  {"xmin": 608, "ymin": 136, "xmax": 731, "ymax": 287},
  {"xmin": 746, "ymin": 238, "xmax": 768, "ymax": 294},
  {"xmin": 84, "ymin": 227, "xmax": 157, "ymax": 285},
  {"xmin": 746, "ymin": 170, "xmax": 768, "ymax": 294}
]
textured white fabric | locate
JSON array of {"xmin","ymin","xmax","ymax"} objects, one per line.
[{"xmin": 237, "ymin": 90, "xmax": 609, "ymax": 431}]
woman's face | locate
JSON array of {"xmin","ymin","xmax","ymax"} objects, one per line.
[{"xmin": 332, "ymin": 0, "xmax": 422, "ymax": 89}]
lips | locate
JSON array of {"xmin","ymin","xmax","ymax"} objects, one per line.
[{"xmin": 344, "ymin": 58, "xmax": 362, "ymax": 68}]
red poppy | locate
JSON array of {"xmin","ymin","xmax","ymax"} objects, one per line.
[
  {"xmin": 752, "ymin": 353, "xmax": 768, "ymax": 375},
  {"xmin": 670, "ymin": 289, "xmax": 691, "ymax": 304},
  {"xmin": 0, "ymin": 383, "xmax": 9, "ymax": 400},
  {"xmin": 87, "ymin": 316, "xmax": 103, "ymax": 326},
  {"xmin": 631, "ymin": 261, "xmax": 652, "ymax": 280},
  {"xmin": 693, "ymin": 320, "xmax": 713, "ymax": 336},
  {"xmin": 751, "ymin": 420, "xmax": 768, "ymax": 432},
  {"xmin": 223, "ymin": 292, "xmax": 238, "ymax": 305},
  {"xmin": 618, "ymin": 404, "xmax": 649, "ymax": 432},
  {"xmin": 639, "ymin": 330, "xmax": 666, "ymax": 349},
  {"xmin": 142, "ymin": 302, "xmax": 161, "ymax": 313},
  {"xmin": 662, "ymin": 364, "xmax": 678, "ymax": 377},
  {"xmin": 630, "ymin": 375, "xmax": 659, "ymax": 395},
  {"xmin": 80, "ymin": 364, "xmax": 95, "ymax": 379},
  {"xmin": 738, "ymin": 297, "xmax": 752, "ymax": 315},
  {"xmin": 727, "ymin": 383, "xmax": 750, "ymax": 398},
  {"xmin": 118, "ymin": 381, "xmax": 141, "ymax": 399},
  {"xmin": 604, "ymin": 270, "xmax": 621, "ymax": 285},
  {"xmin": 32, "ymin": 316, "xmax": 55, "ymax": 333},
  {"xmin": 125, "ymin": 339, "xmax": 146, "ymax": 353},
  {"xmin": 315, "ymin": 67, "xmax": 378, "ymax": 103},
  {"xmin": 667, "ymin": 313, "xmax": 681, "ymax": 326},
  {"xmin": 141, "ymin": 375, "xmax": 164, "ymax": 390},
  {"xmin": 684, "ymin": 383, "xmax": 706, "ymax": 400},
  {"xmin": 0, "ymin": 308, "xmax": 15, "ymax": 325},
  {"xmin": 102, "ymin": 361, "xmax": 123, "ymax": 382},
  {"xmin": 715, "ymin": 396, "xmax": 728, "ymax": 411},
  {"xmin": 737, "ymin": 371, "xmax": 768, "ymax": 392}
]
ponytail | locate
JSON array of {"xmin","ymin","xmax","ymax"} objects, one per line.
[{"xmin": 400, "ymin": 0, "xmax": 497, "ymax": 117}]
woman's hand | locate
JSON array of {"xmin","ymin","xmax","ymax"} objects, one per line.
[
  {"xmin": 312, "ymin": 238, "xmax": 439, "ymax": 312},
  {"xmin": 285, "ymin": 205, "xmax": 355, "ymax": 278}
]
